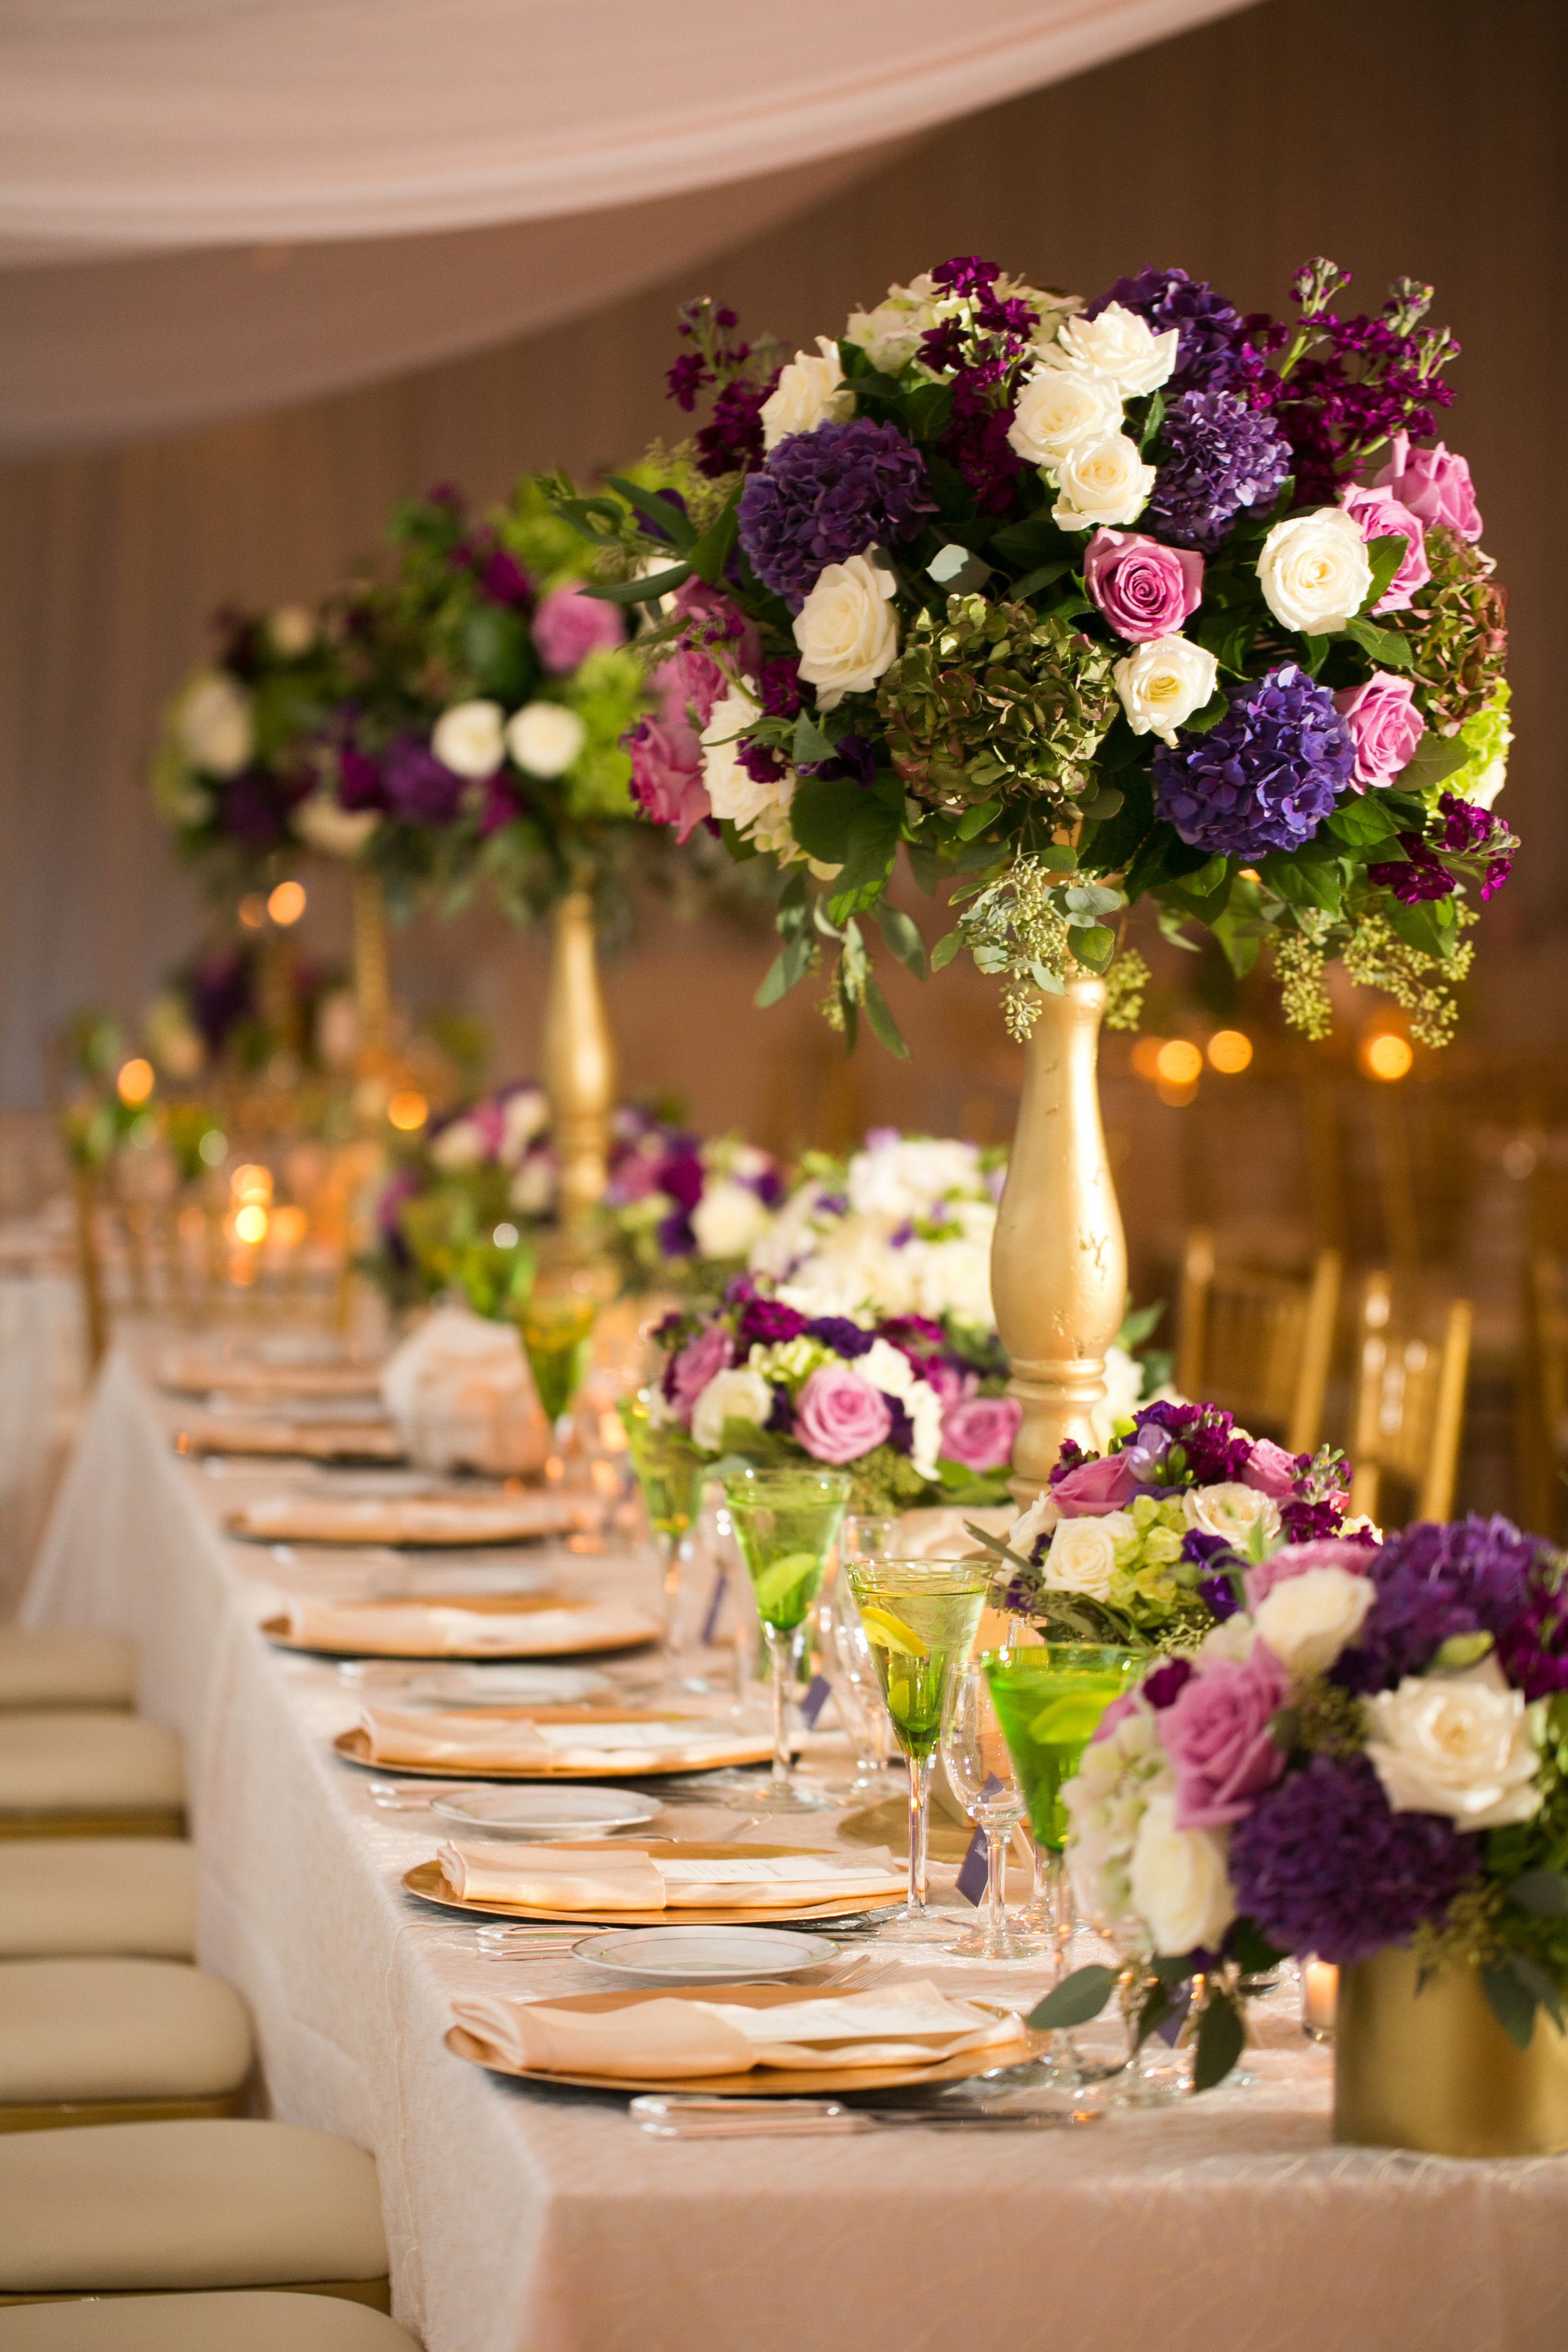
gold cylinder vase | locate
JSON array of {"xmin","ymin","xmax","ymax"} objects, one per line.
[
  {"xmin": 990, "ymin": 975, "xmax": 1127, "ymax": 1503},
  {"xmin": 1335, "ymin": 1944, "xmax": 1568, "ymax": 2156},
  {"xmin": 542, "ymin": 888, "xmax": 618, "ymax": 1232}
]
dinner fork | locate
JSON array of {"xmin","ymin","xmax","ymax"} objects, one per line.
[{"xmin": 630, "ymin": 2094, "xmax": 1100, "ymax": 2137}]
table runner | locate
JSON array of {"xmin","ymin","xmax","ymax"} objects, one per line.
[{"xmin": 23, "ymin": 1343, "xmax": 1568, "ymax": 2352}]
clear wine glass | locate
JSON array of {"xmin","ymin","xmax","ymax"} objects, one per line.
[{"xmin": 940, "ymin": 1666, "xmax": 1036, "ymax": 1960}]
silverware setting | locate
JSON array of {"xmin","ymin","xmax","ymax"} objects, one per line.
[{"xmin": 629, "ymin": 2094, "xmax": 1101, "ymax": 2138}]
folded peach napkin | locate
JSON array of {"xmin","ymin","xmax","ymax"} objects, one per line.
[
  {"xmin": 361, "ymin": 1704, "xmax": 758, "ymax": 1769},
  {"xmin": 435, "ymin": 1840, "xmax": 906, "ymax": 1909},
  {"xmin": 281, "ymin": 1595, "xmax": 651, "ymax": 1656},
  {"xmin": 233, "ymin": 1490, "xmax": 603, "ymax": 1547}
]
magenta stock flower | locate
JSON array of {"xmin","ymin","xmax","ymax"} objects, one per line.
[
  {"xmin": 1340, "ymin": 485, "xmax": 1431, "ymax": 612},
  {"xmin": 627, "ymin": 718, "xmax": 710, "ymax": 844},
  {"xmin": 795, "ymin": 1364, "xmax": 893, "ymax": 1464},
  {"xmin": 1159, "ymin": 1640, "xmax": 1291, "ymax": 1830},
  {"xmin": 1334, "ymin": 672, "xmax": 1426, "ymax": 790},
  {"xmin": 1083, "ymin": 531, "xmax": 1204, "ymax": 642},
  {"xmin": 940, "ymin": 1395, "xmax": 1022, "ymax": 1473},
  {"xmin": 531, "ymin": 586, "xmax": 626, "ymax": 673},
  {"xmin": 1373, "ymin": 433, "xmax": 1483, "ymax": 543}
]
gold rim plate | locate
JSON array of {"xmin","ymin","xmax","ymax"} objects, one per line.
[
  {"xmin": 403, "ymin": 1850, "xmax": 902, "ymax": 1927},
  {"xmin": 268, "ymin": 1611, "xmax": 660, "ymax": 1661},
  {"xmin": 333, "ymin": 1725, "xmax": 770, "ymax": 1777}
]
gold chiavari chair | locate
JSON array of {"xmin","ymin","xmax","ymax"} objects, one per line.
[
  {"xmin": 1348, "ymin": 1273, "xmax": 1472, "ymax": 1526},
  {"xmin": 1177, "ymin": 1229, "xmax": 1342, "ymax": 1455}
]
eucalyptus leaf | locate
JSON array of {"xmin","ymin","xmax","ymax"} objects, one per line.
[
  {"xmin": 1483, "ymin": 1959, "xmax": 1541, "ymax": 2050},
  {"xmin": 1027, "ymin": 1965, "xmax": 1118, "ymax": 2032},
  {"xmin": 1193, "ymin": 1989, "xmax": 1246, "ymax": 2090},
  {"xmin": 1507, "ymin": 1868, "xmax": 1568, "ymax": 1920},
  {"xmin": 582, "ymin": 563, "xmax": 692, "ymax": 606}
]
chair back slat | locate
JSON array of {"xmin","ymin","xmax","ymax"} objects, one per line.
[
  {"xmin": 1178, "ymin": 1231, "xmax": 1341, "ymax": 1455},
  {"xmin": 1348, "ymin": 1273, "xmax": 1471, "ymax": 1525}
]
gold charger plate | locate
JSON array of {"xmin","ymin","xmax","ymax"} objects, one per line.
[
  {"xmin": 403, "ymin": 1842, "xmax": 903, "ymax": 1927},
  {"xmin": 270, "ymin": 1596, "xmax": 662, "ymax": 1661},
  {"xmin": 445, "ymin": 1983, "xmax": 1046, "ymax": 2098},
  {"xmin": 333, "ymin": 1708, "xmax": 770, "ymax": 1774},
  {"xmin": 159, "ymin": 1359, "xmax": 384, "ymax": 1401},
  {"xmin": 177, "ymin": 1417, "xmax": 405, "ymax": 1465},
  {"xmin": 230, "ymin": 1491, "xmax": 600, "ymax": 1547}
]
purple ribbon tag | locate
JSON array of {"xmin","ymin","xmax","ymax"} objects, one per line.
[
  {"xmin": 1154, "ymin": 1980, "xmax": 1193, "ymax": 2047},
  {"xmin": 956, "ymin": 1826, "xmax": 989, "ymax": 1906},
  {"xmin": 699, "ymin": 1568, "xmax": 729, "ymax": 1648},
  {"xmin": 800, "ymin": 1674, "xmax": 833, "ymax": 1729}
]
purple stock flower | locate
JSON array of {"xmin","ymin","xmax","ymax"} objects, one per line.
[
  {"xmin": 1438, "ymin": 792, "xmax": 1515, "ymax": 901},
  {"xmin": 1278, "ymin": 1496, "xmax": 1349, "ymax": 1545},
  {"xmin": 1367, "ymin": 833, "xmax": 1458, "ymax": 904},
  {"xmin": 802, "ymin": 1316, "xmax": 876, "ymax": 1359},
  {"xmin": 738, "ymin": 419, "xmax": 936, "ymax": 608},
  {"xmin": 480, "ymin": 548, "xmax": 532, "ymax": 606},
  {"xmin": 1147, "ymin": 389, "xmax": 1292, "ymax": 551},
  {"xmin": 766, "ymin": 1382, "xmax": 796, "ymax": 1436},
  {"xmin": 736, "ymin": 1296, "xmax": 808, "ymax": 1351},
  {"xmin": 1229, "ymin": 1753, "xmax": 1480, "ymax": 1966},
  {"xmin": 1337, "ymin": 1515, "xmax": 1545, "ymax": 1693},
  {"xmin": 383, "ymin": 734, "xmax": 464, "ymax": 827},
  {"xmin": 1153, "ymin": 665, "xmax": 1353, "ymax": 859},
  {"xmin": 337, "ymin": 744, "xmax": 385, "ymax": 812},
  {"xmin": 696, "ymin": 373, "xmax": 780, "ymax": 480},
  {"xmin": 216, "ymin": 774, "xmax": 289, "ymax": 851},
  {"xmin": 1088, "ymin": 266, "xmax": 1261, "ymax": 394},
  {"xmin": 1142, "ymin": 1657, "xmax": 1194, "ymax": 1710},
  {"xmin": 1131, "ymin": 1400, "xmax": 1253, "ymax": 1487},
  {"xmin": 757, "ymin": 658, "xmax": 802, "ymax": 719}
]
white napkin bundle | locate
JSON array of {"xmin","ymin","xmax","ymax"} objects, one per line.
[
  {"xmin": 452, "ymin": 1981, "xmax": 1025, "ymax": 2079},
  {"xmin": 359, "ymin": 1703, "xmax": 750, "ymax": 1768},
  {"xmin": 380, "ymin": 1306, "xmax": 548, "ymax": 1476},
  {"xmin": 435, "ymin": 1840, "xmax": 905, "ymax": 1910},
  {"xmin": 283, "ymin": 1591, "xmax": 645, "ymax": 1659}
]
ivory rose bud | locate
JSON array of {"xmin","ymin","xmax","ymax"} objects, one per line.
[
  {"xmin": 795, "ymin": 1364, "xmax": 893, "ymax": 1464},
  {"xmin": 1184, "ymin": 1482, "xmax": 1282, "ymax": 1547},
  {"xmin": 432, "ymin": 699, "xmax": 506, "ymax": 780},
  {"xmin": 1054, "ymin": 304, "xmax": 1180, "ymax": 398},
  {"xmin": 292, "ymin": 797, "xmax": 378, "ymax": 858},
  {"xmin": 1085, "ymin": 531, "xmax": 1204, "ymax": 642},
  {"xmin": 1113, "ymin": 635, "xmax": 1219, "ymax": 746},
  {"xmin": 531, "ymin": 585, "xmax": 625, "ymax": 673},
  {"xmin": 1258, "ymin": 508, "xmax": 1373, "ymax": 635},
  {"xmin": 1007, "ymin": 366, "xmax": 1123, "ymax": 469},
  {"xmin": 940, "ymin": 1395, "xmax": 1022, "ymax": 1473},
  {"xmin": 268, "ymin": 605, "xmax": 315, "ymax": 657},
  {"xmin": 1373, "ymin": 432, "xmax": 1483, "ymax": 543},
  {"xmin": 1251, "ymin": 1566, "xmax": 1375, "ymax": 1678},
  {"xmin": 1365, "ymin": 1658, "xmax": 1540, "ymax": 1830},
  {"xmin": 792, "ymin": 553, "xmax": 899, "ymax": 708},
  {"xmin": 506, "ymin": 702, "xmax": 586, "ymax": 778},
  {"xmin": 1052, "ymin": 434, "xmax": 1157, "ymax": 531},
  {"xmin": 760, "ymin": 336, "xmax": 856, "ymax": 450},
  {"xmin": 177, "ymin": 673, "xmax": 254, "ymax": 778},
  {"xmin": 1040, "ymin": 1512, "xmax": 1136, "ymax": 1602},
  {"xmin": 689, "ymin": 1180, "xmax": 771, "ymax": 1262},
  {"xmin": 691, "ymin": 1367, "xmax": 774, "ymax": 1454},
  {"xmin": 1333, "ymin": 672, "xmax": 1426, "ymax": 790},
  {"xmin": 1128, "ymin": 1789, "xmax": 1237, "ymax": 1956},
  {"xmin": 1339, "ymin": 485, "xmax": 1431, "ymax": 612}
]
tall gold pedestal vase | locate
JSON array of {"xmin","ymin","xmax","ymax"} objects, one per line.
[
  {"xmin": 351, "ymin": 864, "xmax": 393, "ymax": 1086},
  {"xmin": 991, "ymin": 974, "xmax": 1127, "ymax": 1503},
  {"xmin": 542, "ymin": 888, "xmax": 618, "ymax": 1235},
  {"xmin": 1335, "ymin": 1944, "xmax": 1568, "ymax": 2156}
]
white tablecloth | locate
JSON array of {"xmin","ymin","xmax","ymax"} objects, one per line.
[{"xmin": 23, "ymin": 1346, "xmax": 1568, "ymax": 2352}]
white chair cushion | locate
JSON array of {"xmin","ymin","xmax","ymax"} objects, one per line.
[
  {"xmin": 0, "ymin": 1960, "xmax": 252, "ymax": 2106},
  {"xmin": 0, "ymin": 2122, "xmax": 387, "ymax": 2294},
  {"xmin": 0, "ymin": 1719, "xmax": 183, "ymax": 1817},
  {"xmin": 0, "ymin": 2294, "xmax": 417, "ymax": 2349},
  {"xmin": 0, "ymin": 1636, "xmax": 136, "ymax": 1714},
  {"xmin": 0, "ymin": 1844, "xmax": 195, "ymax": 1960}
]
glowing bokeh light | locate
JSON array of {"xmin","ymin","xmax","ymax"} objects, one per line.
[
  {"xmin": 1207, "ymin": 1029, "xmax": 1254, "ymax": 1075},
  {"xmin": 388, "ymin": 1090, "xmax": 429, "ymax": 1132},
  {"xmin": 115, "ymin": 1057, "xmax": 154, "ymax": 1106},
  {"xmin": 267, "ymin": 879, "xmax": 307, "ymax": 927}
]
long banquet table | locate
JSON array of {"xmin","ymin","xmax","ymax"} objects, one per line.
[{"xmin": 21, "ymin": 1343, "xmax": 1568, "ymax": 2352}]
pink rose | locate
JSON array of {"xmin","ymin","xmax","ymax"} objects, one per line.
[
  {"xmin": 656, "ymin": 581, "xmax": 763, "ymax": 729},
  {"xmin": 1158, "ymin": 1641, "xmax": 1291, "ymax": 1830},
  {"xmin": 1052, "ymin": 1451, "xmax": 1139, "ymax": 1517},
  {"xmin": 667, "ymin": 1325, "xmax": 732, "ymax": 1422},
  {"xmin": 1372, "ymin": 433, "xmax": 1483, "ymax": 544},
  {"xmin": 1333, "ymin": 672, "xmax": 1426, "ymax": 791},
  {"xmin": 1244, "ymin": 1540, "xmax": 1375, "ymax": 1613},
  {"xmin": 940, "ymin": 1395, "xmax": 1022, "ymax": 1473},
  {"xmin": 531, "ymin": 586, "xmax": 626, "ymax": 674},
  {"xmin": 1339, "ymin": 485, "xmax": 1431, "ymax": 611},
  {"xmin": 1240, "ymin": 1438, "xmax": 1302, "ymax": 1500},
  {"xmin": 926, "ymin": 1362, "xmax": 971, "ymax": 1412},
  {"xmin": 795, "ymin": 1364, "xmax": 892, "ymax": 1465},
  {"xmin": 1083, "ymin": 530, "xmax": 1204, "ymax": 642},
  {"xmin": 627, "ymin": 718, "xmax": 711, "ymax": 844}
]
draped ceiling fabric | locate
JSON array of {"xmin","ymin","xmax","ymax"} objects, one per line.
[{"xmin": 0, "ymin": 0, "xmax": 1256, "ymax": 452}]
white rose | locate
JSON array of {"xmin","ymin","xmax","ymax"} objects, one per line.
[
  {"xmin": 700, "ymin": 686, "xmax": 777, "ymax": 831},
  {"xmin": 292, "ymin": 796, "xmax": 379, "ymax": 859},
  {"xmin": 691, "ymin": 1179, "xmax": 771, "ymax": 1262},
  {"xmin": 433, "ymin": 699, "xmax": 506, "ymax": 780},
  {"xmin": 904, "ymin": 1382, "xmax": 945, "ymax": 1481},
  {"xmin": 1054, "ymin": 303, "xmax": 1180, "ymax": 398},
  {"xmin": 177, "ymin": 672, "xmax": 254, "ymax": 777},
  {"xmin": 1128, "ymin": 1790, "xmax": 1237, "ymax": 1956},
  {"xmin": 1183, "ymin": 1482, "xmax": 1281, "ymax": 1547},
  {"xmin": 691, "ymin": 1366, "xmax": 773, "ymax": 1454},
  {"xmin": 1007, "ymin": 1489, "xmax": 1061, "ymax": 1558},
  {"xmin": 509, "ymin": 1157, "xmax": 555, "ymax": 1217},
  {"xmin": 846, "ymin": 1136, "xmax": 984, "ymax": 1221},
  {"xmin": 793, "ymin": 553, "xmax": 899, "ymax": 709},
  {"xmin": 1258, "ymin": 507, "xmax": 1373, "ymax": 634},
  {"xmin": 499, "ymin": 1088, "xmax": 548, "ymax": 1167},
  {"xmin": 1039, "ymin": 1512, "xmax": 1135, "ymax": 1602},
  {"xmin": 908, "ymin": 1236, "xmax": 993, "ymax": 1327},
  {"xmin": 1007, "ymin": 366, "xmax": 1122, "ymax": 469},
  {"xmin": 845, "ymin": 275, "xmax": 946, "ymax": 373},
  {"xmin": 506, "ymin": 702, "xmax": 587, "ymax": 778},
  {"xmin": 1251, "ymin": 1566, "xmax": 1375, "ymax": 1678},
  {"xmin": 268, "ymin": 604, "xmax": 315, "ymax": 657},
  {"xmin": 1052, "ymin": 434, "xmax": 1156, "ymax": 531},
  {"xmin": 760, "ymin": 336, "xmax": 855, "ymax": 450},
  {"xmin": 858, "ymin": 1337, "xmax": 917, "ymax": 1402},
  {"xmin": 1113, "ymin": 635, "xmax": 1219, "ymax": 746},
  {"xmin": 428, "ymin": 1116, "xmax": 487, "ymax": 1173},
  {"xmin": 1365, "ymin": 1658, "xmax": 1542, "ymax": 1831}
]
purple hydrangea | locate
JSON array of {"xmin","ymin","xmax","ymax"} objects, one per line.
[
  {"xmin": 1153, "ymin": 665, "xmax": 1353, "ymax": 859},
  {"xmin": 384, "ymin": 734, "xmax": 464, "ymax": 827},
  {"xmin": 1336, "ymin": 1515, "xmax": 1546, "ymax": 1694},
  {"xmin": 803, "ymin": 1315, "xmax": 876, "ymax": 1360},
  {"xmin": 1229, "ymin": 1753, "xmax": 1480, "ymax": 1966},
  {"xmin": 738, "ymin": 419, "xmax": 935, "ymax": 607},
  {"xmin": 1147, "ymin": 390, "xmax": 1291, "ymax": 551},
  {"xmin": 1087, "ymin": 266, "xmax": 1261, "ymax": 394}
]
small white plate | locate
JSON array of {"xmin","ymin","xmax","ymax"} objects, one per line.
[
  {"xmin": 571, "ymin": 1926, "xmax": 839, "ymax": 1983},
  {"xmin": 429, "ymin": 1786, "xmax": 663, "ymax": 1838}
]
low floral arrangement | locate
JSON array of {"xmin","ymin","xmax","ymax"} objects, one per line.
[
  {"xmin": 649, "ymin": 1277, "xmax": 1022, "ymax": 1513},
  {"xmin": 373, "ymin": 1083, "xmax": 780, "ymax": 1314},
  {"xmin": 1039, "ymin": 1512, "xmax": 1568, "ymax": 2088},
  {"xmin": 559, "ymin": 255, "xmax": 1510, "ymax": 1053},
  {"xmin": 983, "ymin": 1399, "xmax": 1357, "ymax": 1642}
]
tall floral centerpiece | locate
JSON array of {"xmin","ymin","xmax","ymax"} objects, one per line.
[{"xmin": 561, "ymin": 257, "xmax": 1512, "ymax": 1491}]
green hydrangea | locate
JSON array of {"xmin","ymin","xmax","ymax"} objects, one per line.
[
  {"xmin": 1109, "ymin": 1495, "xmax": 1192, "ymax": 1626},
  {"xmin": 1442, "ymin": 681, "xmax": 1512, "ymax": 810}
]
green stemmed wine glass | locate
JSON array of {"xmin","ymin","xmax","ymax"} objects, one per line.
[
  {"xmin": 721, "ymin": 1465, "xmax": 850, "ymax": 1813},
  {"xmin": 618, "ymin": 1390, "xmax": 704, "ymax": 1651},
  {"xmin": 845, "ymin": 1557, "xmax": 990, "ymax": 1944}
]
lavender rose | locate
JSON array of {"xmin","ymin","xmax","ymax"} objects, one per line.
[
  {"xmin": 531, "ymin": 586, "xmax": 626, "ymax": 673},
  {"xmin": 1158, "ymin": 1640, "xmax": 1291, "ymax": 1830},
  {"xmin": 1084, "ymin": 530, "xmax": 1204, "ymax": 642},
  {"xmin": 1373, "ymin": 433, "xmax": 1483, "ymax": 543},
  {"xmin": 1051, "ymin": 1451, "xmax": 1139, "ymax": 1517},
  {"xmin": 1340, "ymin": 485, "xmax": 1431, "ymax": 612},
  {"xmin": 627, "ymin": 718, "xmax": 710, "ymax": 844},
  {"xmin": 665, "ymin": 1325, "xmax": 732, "ymax": 1422},
  {"xmin": 1240, "ymin": 1437, "xmax": 1302, "ymax": 1500},
  {"xmin": 940, "ymin": 1395, "xmax": 1022, "ymax": 1473},
  {"xmin": 1334, "ymin": 672, "xmax": 1426, "ymax": 791},
  {"xmin": 794, "ymin": 1364, "xmax": 893, "ymax": 1465}
]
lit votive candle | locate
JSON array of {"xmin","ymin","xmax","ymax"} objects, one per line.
[{"xmin": 1301, "ymin": 1957, "xmax": 1338, "ymax": 2042}]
